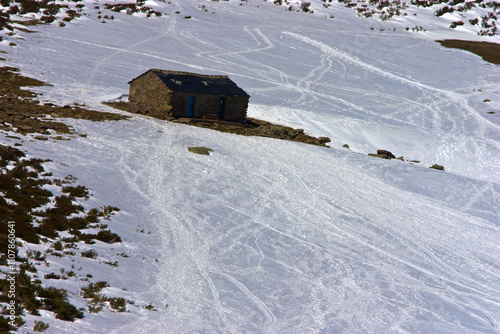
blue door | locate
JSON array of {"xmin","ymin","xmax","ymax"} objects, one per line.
[{"xmin": 186, "ymin": 96, "xmax": 195, "ymax": 117}]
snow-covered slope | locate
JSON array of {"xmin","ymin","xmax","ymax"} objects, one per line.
[{"xmin": 1, "ymin": 0, "xmax": 500, "ymax": 333}]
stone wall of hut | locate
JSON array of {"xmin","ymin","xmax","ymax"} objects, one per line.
[
  {"xmin": 170, "ymin": 92, "xmax": 248, "ymax": 122},
  {"xmin": 129, "ymin": 72, "xmax": 173, "ymax": 117},
  {"xmin": 129, "ymin": 72, "xmax": 248, "ymax": 122}
]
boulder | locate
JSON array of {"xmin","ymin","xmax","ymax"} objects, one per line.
[
  {"xmin": 377, "ymin": 150, "xmax": 396, "ymax": 159},
  {"xmin": 430, "ymin": 164, "xmax": 445, "ymax": 171}
]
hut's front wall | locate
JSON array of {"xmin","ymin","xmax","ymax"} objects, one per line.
[
  {"xmin": 129, "ymin": 72, "xmax": 173, "ymax": 116},
  {"xmin": 170, "ymin": 92, "xmax": 248, "ymax": 122}
]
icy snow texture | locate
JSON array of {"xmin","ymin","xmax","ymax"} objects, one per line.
[{"xmin": 2, "ymin": 0, "xmax": 500, "ymax": 333}]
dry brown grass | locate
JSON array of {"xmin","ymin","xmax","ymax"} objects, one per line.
[
  {"xmin": 104, "ymin": 101, "xmax": 331, "ymax": 147},
  {"xmin": 437, "ymin": 40, "xmax": 500, "ymax": 65},
  {"xmin": 0, "ymin": 66, "xmax": 128, "ymax": 136}
]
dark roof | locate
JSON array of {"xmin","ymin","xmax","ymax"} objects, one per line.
[{"xmin": 130, "ymin": 69, "xmax": 249, "ymax": 97}]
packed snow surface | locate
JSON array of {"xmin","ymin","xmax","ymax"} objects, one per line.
[{"xmin": 2, "ymin": 0, "xmax": 500, "ymax": 333}]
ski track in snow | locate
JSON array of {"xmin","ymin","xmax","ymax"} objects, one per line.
[
  {"xmin": 3, "ymin": 0, "xmax": 500, "ymax": 332},
  {"xmin": 283, "ymin": 31, "xmax": 500, "ymax": 139}
]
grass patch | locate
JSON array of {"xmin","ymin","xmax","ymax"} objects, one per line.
[
  {"xmin": 188, "ymin": 147, "xmax": 213, "ymax": 155},
  {"xmin": 0, "ymin": 144, "xmax": 124, "ymax": 329},
  {"xmin": 104, "ymin": 101, "xmax": 331, "ymax": 147},
  {"xmin": 0, "ymin": 66, "xmax": 128, "ymax": 137},
  {"xmin": 437, "ymin": 40, "xmax": 500, "ymax": 65}
]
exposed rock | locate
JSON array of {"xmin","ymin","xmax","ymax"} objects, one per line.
[
  {"xmin": 430, "ymin": 164, "xmax": 445, "ymax": 171},
  {"xmin": 377, "ymin": 149, "xmax": 396, "ymax": 159},
  {"xmin": 318, "ymin": 137, "xmax": 331, "ymax": 144},
  {"xmin": 188, "ymin": 147, "xmax": 213, "ymax": 155},
  {"xmin": 368, "ymin": 153, "xmax": 390, "ymax": 159}
]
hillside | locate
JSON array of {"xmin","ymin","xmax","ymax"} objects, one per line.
[{"xmin": 1, "ymin": 0, "xmax": 500, "ymax": 333}]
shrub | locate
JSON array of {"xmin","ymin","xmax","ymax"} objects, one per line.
[
  {"xmin": 26, "ymin": 250, "xmax": 46, "ymax": 261},
  {"xmin": 53, "ymin": 241, "xmax": 63, "ymax": 251},
  {"xmin": 38, "ymin": 287, "xmax": 83, "ymax": 321},
  {"xmin": 95, "ymin": 229, "xmax": 122, "ymax": 243},
  {"xmin": 301, "ymin": 1, "xmax": 313, "ymax": 12},
  {"xmin": 40, "ymin": 15, "xmax": 57, "ymax": 23},
  {"xmin": 88, "ymin": 293, "xmax": 107, "ymax": 312},
  {"xmin": 81, "ymin": 281, "xmax": 109, "ymax": 298},
  {"xmin": 62, "ymin": 185, "xmax": 89, "ymax": 198},
  {"xmin": 33, "ymin": 320, "xmax": 49, "ymax": 332},
  {"xmin": 144, "ymin": 303, "xmax": 157, "ymax": 311},
  {"xmin": 81, "ymin": 249, "xmax": 98, "ymax": 259},
  {"xmin": 103, "ymin": 260, "xmax": 118, "ymax": 267},
  {"xmin": 44, "ymin": 272, "xmax": 62, "ymax": 279},
  {"xmin": 435, "ymin": 5, "xmax": 454, "ymax": 16},
  {"xmin": 19, "ymin": 0, "xmax": 42, "ymax": 14},
  {"xmin": 109, "ymin": 297, "xmax": 126, "ymax": 312},
  {"xmin": 46, "ymin": 249, "xmax": 63, "ymax": 257},
  {"xmin": 20, "ymin": 260, "xmax": 37, "ymax": 273},
  {"xmin": 99, "ymin": 205, "xmax": 120, "ymax": 219},
  {"xmin": 450, "ymin": 20, "xmax": 464, "ymax": 28}
]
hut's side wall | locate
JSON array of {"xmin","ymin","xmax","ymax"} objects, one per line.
[
  {"xmin": 129, "ymin": 72, "xmax": 173, "ymax": 116},
  {"xmin": 224, "ymin": 96, "xmax": 249, "ymax": 122}
]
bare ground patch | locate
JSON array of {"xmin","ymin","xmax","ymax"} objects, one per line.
[
  {"xmin": 0, "ymin": 66, "xmax": 128, "ymax": 137},
  {"xmin": 103, "ymin": 101, "xmax": 331, "ymax": 147},
  {"xmin": 437, "ymin": 40, "xmax": 500, "ymax": 65}
]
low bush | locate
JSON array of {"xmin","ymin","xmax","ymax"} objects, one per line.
[
  {"xmin": 450, "ymin": 20, "xmax": 464, "ymax": 28},
  {"xmin": 109, "ymin": 297, "xmax": 126, "ymax": 312},
  {"xmin": 38, "ymin": 287, "xmax": 84, "ymax": 321},
  {"xmin": 81, "ymin": 249, "xmax": 98, "ymax": 259},
  {"xmin": 33, "ymin": 320, "xmax": 49, "ymax": 332},
  {"xmin": 62, "ymin": 185, "xmax": 89, "ymax": 198},
  {"xmin": 95, "ymin": 229, "xmax": 122, "ymax": 243},
  {"xmin": 44, "ymin": 272, "xmax": 62, "ymax": 279},
  {"xmin": 81, "ymin": 281, "xmax": 109, "ymax": 298},
  {"xmin": 435, "ymin": 5, "xmax": 454, "ymax": 16},
  {"xmin": 26, "ymin": 249, "xmax": 46, "ymax": 261}
]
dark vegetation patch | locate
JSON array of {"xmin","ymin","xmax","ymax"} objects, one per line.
[
  {"xmin": 104, "ymin": 101, "xmax": 332, "ymax": 147},
  {"xmin": 33, "ymin": 320, "xmax": 50, "ymax": 332},
  {"xmin": 0, "ymin": 144, "xmax": 123, "ymax": 331},
  {"xmin": 80, "ymin": 281, "xmax": 131, "ymax": 313},
  {"xmin": 0, "ymin": 0, "xmax": 84, "ymax": 30},
  {"xmin": 0, "ymin": 268, "xmax": 84, "ymax": 326},
  {"xmin": 268, "ymin": 0, "xmax": 500, "ymax": 35},
  {"xmin": 0, "ymin": 66, "xmax": 128, "ymax": 138},
  {"xmin": 103, "ymin": 0, "xmax": 162, "ymax": 17},
  {"xmin": 437, "ymin": 39, "xmax": 500, "ymax": 64},
  {"xmin": 365, "ymin": 148, "xmax": 445, "ymax": 170},
  {"xmin": 273, "ymin": 0, "xmax": 315, "ymax": 13},
  {"xmin": 0, "ymin": 144, "xmax": 122, "ymax": 248},
  {"xmin": 0, "ymin": 0, "xmax": 165, "ymax": 34},
  {"xmin": 188, "ymin": 147, "xmax": 213, "ymax": 155}
]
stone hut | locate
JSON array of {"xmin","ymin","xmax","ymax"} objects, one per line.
[{"xmin": 128, "ymin": 69, "xmax": 250, "ymax": 122}]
